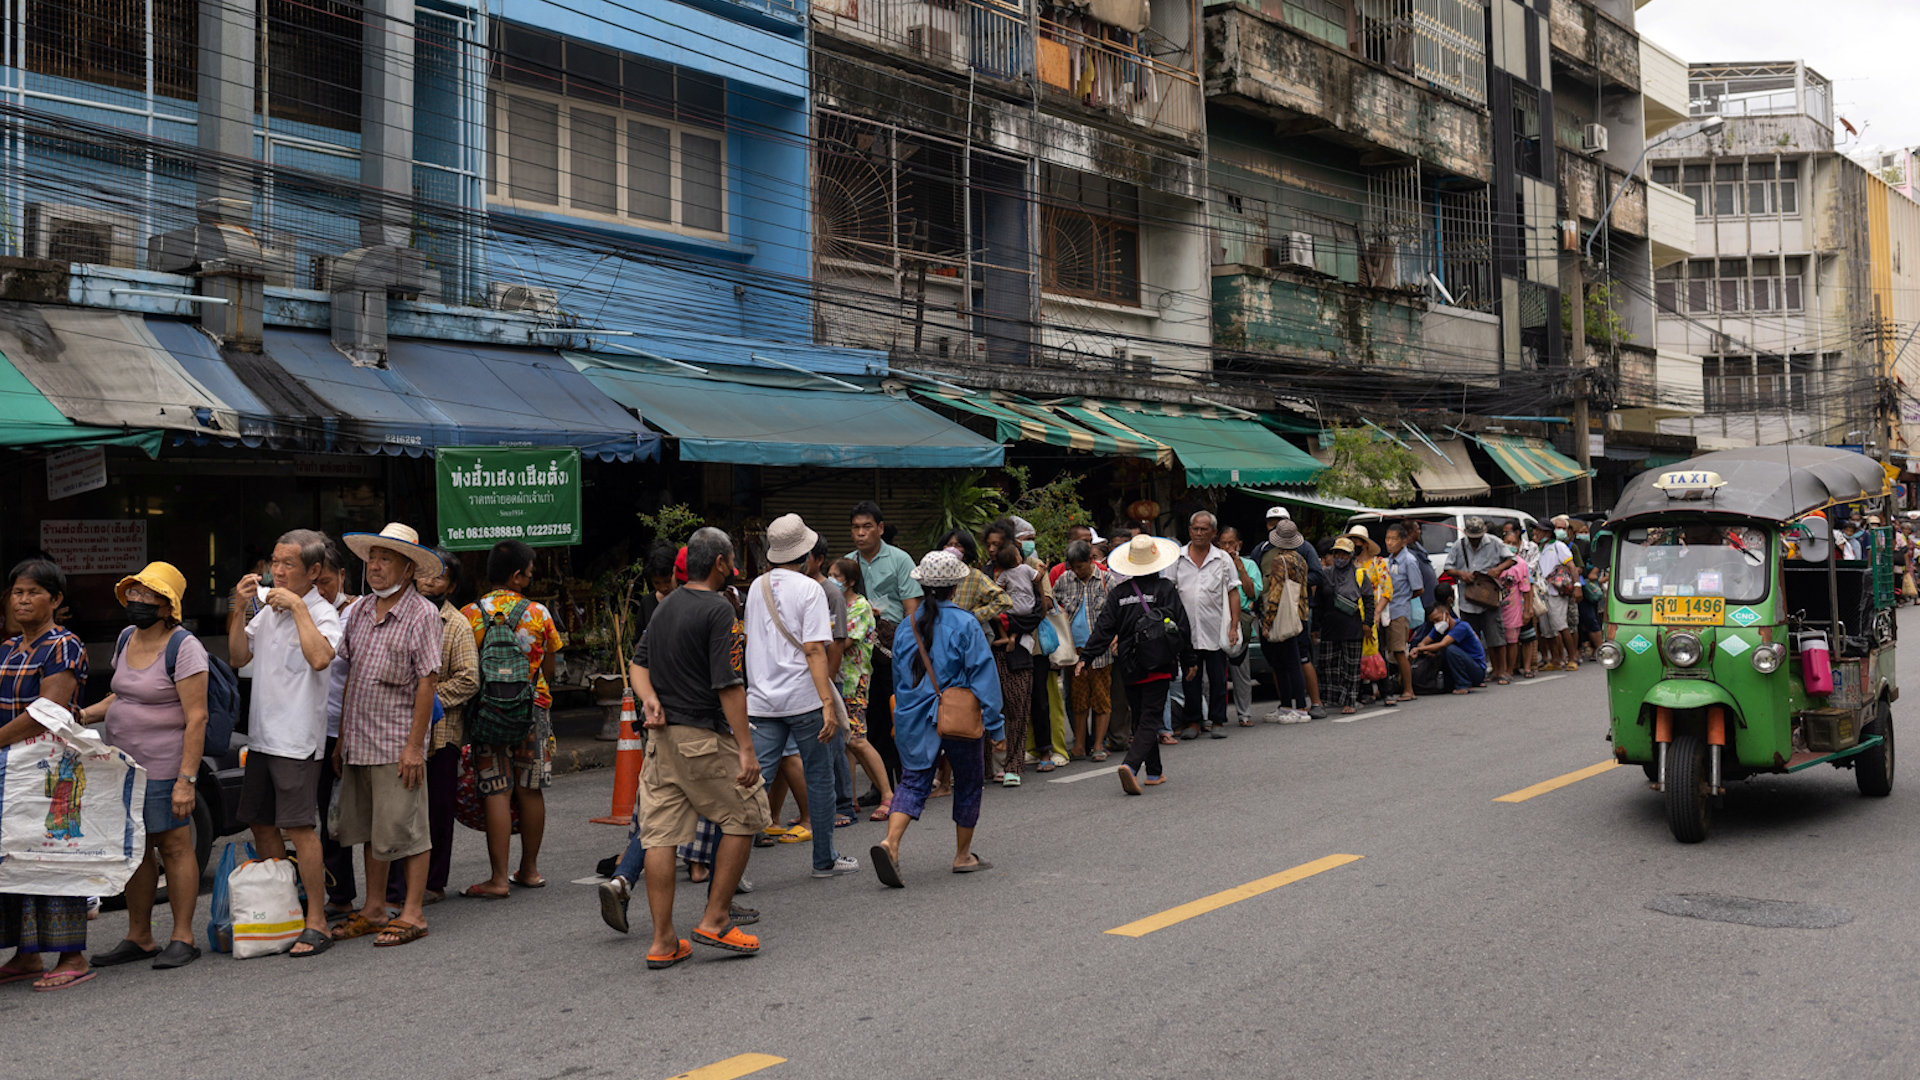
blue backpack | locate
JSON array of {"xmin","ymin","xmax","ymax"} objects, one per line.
[{"xmin": 116, "ymin": 626, "xmax": 242, "ymax": 756}]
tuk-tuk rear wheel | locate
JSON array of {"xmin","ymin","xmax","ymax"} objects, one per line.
[
  {"xmin": 1665, "ymin": 734, "xmax": 1711, "ymax": 843},
  {"xmin": 1857, "ymin": 699, "xmax": 1895, "ymax": 798}
]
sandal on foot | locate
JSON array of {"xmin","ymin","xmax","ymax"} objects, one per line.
[
  {"xmin": 1001, "ymin": 774, "xmax": 1022, "ymax": 788},
  {"xmin": 508, "ymin": 873, "xmax": 546, "ymax": 889},
  {"xmin": 868, "ymin": 805, "xmax": 892, "ymax": 821},
  {"xmin": 952, "ymin": 855, "xmax": 993, "ymax": 873},
  {"xmin": 152, "ymin": 940, "xmax": 200, "ymax": 969},
  {"xmin": 833, "ymin": 814, "xmax": 856, "ymax": 828},
  {"xmin": 330, "ymin": 912, "xmax": 381, "ymax": 941},
  {"xmin": 373, "ymin": 920, "xmax": 429, "ymax": 947},
  {"xmin": 460, "ymin": 885, "xmax": 509, "ymax": 900},
  {"xmin": 646, "ymin": 939, "xmax": 693, "ymax": 969},
  {"xmin": 871, "ymin": 844, "xmax": 904, "ymax": 889},
  {"xmin": 288, "ymin": 929, "xmax": 333, "ymax": 958},
  {"xmin": 91, "ymin": 939, "xmax": 160, "ymax": 968},
  {"xmin": 1035, "ymin": 761, "xmax": 1056, "ymax": 773},
  {"xmin": 1157, "ymin": 733, "xmax": 1179, "ymax": 746},
  {"xmin": 691, "ymin": 922, "xmax": 760, "ymax": 954},
  {"xmin": 32, "ymin": 969, "xmax": 94, "ymax": 992},
  {"xmin": 0, "ymin": 967, "xmax": 47, "ymax": 985},
  {"xmin": 778, "ymin": 826, "xmax": 812, "ymax": 844},
  {"xmin": 1118, "ymin": 765, "xmax": 1142, "ymax": 796},
  {"xmin": 753, "ymin": 833, "xmax": 778, "ymax": 848},
  {"xmin": 1091, "ymin": 750, "xmax": 1110, "ymax": 762}
]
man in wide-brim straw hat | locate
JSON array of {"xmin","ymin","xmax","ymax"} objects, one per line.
[
  {"xmin": 329, "ymin": 523, "xmax": 444, "ymax": 948},
  {"xmin": 1072, "ymin": 535, "xmax": 1196, "ymax": 797}
]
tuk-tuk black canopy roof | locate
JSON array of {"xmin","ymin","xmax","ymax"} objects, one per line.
[{"xmin": 1609, "ymin": 446, "xmax": 1889, "ymax": 524}]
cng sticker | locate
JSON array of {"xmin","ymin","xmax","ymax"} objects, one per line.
[
  {"xmin": 1727, "ymin": 606, "xmax": 1761, "ymax": 627},
  {"xmin": 1625, "ymin": 634, "xmax": 1653, "ymax": 654},
  {"xmin": 1718, "ymin": 635, "xmax": 1751, "ymax": 657}
]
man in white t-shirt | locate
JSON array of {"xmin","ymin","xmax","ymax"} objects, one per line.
[
  {"xmin": 226, "ymin": 528, "xmax": 346, "ymax": 957},
  {"xmin": 745, "ymin": 514, "xmax": 859, "ymax": 880}
]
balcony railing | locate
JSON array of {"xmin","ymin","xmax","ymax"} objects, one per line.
[{"xmin": 811, "ymin": 0, "xmax": 1201, "ymax": 138}]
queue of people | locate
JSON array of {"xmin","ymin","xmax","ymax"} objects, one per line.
[{"xmin": 0, "ymin": 496, "xmax": 1611, "ymax": 985}]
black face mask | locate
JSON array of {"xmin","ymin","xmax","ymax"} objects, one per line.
[{"xmin": 125, "ymin": 601, "xmax": 163, "ymax": 629}]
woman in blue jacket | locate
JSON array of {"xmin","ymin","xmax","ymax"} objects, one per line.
[{"xmin": 871, "ymin": 550, "xmax": 1004, "ymax": 889}]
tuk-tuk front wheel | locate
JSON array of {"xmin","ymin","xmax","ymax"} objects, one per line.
[
  {"xmin": 1665, "ymin": 734, "xmax": 1711, "ymax": 843},
  {"xmin": 1857, "ymin": 699, "xmax": 1895, "ymax": 798}
]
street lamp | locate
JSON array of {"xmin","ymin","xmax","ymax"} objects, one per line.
[{"xmin": 1584, "ymin": 114, "xmax": 1727, "ymax": 261}]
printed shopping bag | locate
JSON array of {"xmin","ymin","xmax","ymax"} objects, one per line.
[
  {"xmin": 229, "ymin": 857, "xmax": 304, "ymax": 958},
  {"xmin": 0, "ymin": 698, "xmax": 145, "ymax": 897}
]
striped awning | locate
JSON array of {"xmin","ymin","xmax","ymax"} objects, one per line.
[
  {"xmin": 1474, "ymin": 434, "xmax": 1593, "ymax": 491},
  {"xmin": 912, "ymin": 389, "xmax": 1170, "ymax": 463},
  {"xmin": 1058, "ymin": 400, "xmax": 1324, "ymax": 487}
]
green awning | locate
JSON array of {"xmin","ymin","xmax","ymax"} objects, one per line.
[
  {"xmin": 0, "ymin": 352, "xmax": 161, "ymax": 454},
  {"xmin": 911, "ymin": 388, "xmax": 1169, "ymax": 463},
  {"xmin": 565, "ymin": 354, "xmax": 1003, "ymax": 469},
  {"xmin": 1058, "ymin": 402, "xmax": 1324, "ymax": 487},
  {"xmin": 1474, "ymin": 434, "xmax": 1593, "ymax": 491}
]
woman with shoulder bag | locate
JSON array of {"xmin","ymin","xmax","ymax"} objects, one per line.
[
  {"xmin": 870, "ymin": 551, "xmax": 1004, "ymax": 889},
  {"xmin": 80, "ymin": 562, "xmax": 210, "ymax": 971},
  {"xmin": 1075, "ymin": 535, "xmax": 1196, "ymax": 796},
  {"xmin": 1256, "ymin": 520, "xmax": 1313, "ymax": 723}
]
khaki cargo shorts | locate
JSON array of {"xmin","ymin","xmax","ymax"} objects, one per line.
[{"xmin": 638, "ymin": 723, "xmax": 771, "ymax": 849}]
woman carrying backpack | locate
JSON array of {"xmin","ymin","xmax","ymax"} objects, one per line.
[
  {"xmin": 1314, "ymin": 536, "xmax": 1375, "ymax": 715},
  {"xmin": 80, "ymin": 562, "xmax": 209, "ymax": 971},
  {"xmin": 1075, "ymin": 535, "xmax": 1195, "ymax": 796}
]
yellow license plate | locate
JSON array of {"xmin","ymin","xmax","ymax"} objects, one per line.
[{"xmin": 1651, "ymin": 596, "xmax": 1725, "ymax": 626}]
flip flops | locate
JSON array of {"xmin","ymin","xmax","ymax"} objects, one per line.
[
  {"xmin": 868, "ymin": 805, "xmax": 892, "ymax": 821},
  {"xmin": 508, "ymin": 873, "xmax": 546, "ymax": 888},
  {"xmin": 1117, "ymin": 765, "xmax": 1142, "ymax": 796},
  {"xmin": 289, "ymin": 928, "xmax": 333, "ymax": 958},
  {"xmin": 31, "ymin": 969, "xmax": 94, "ymax": 992},
  {"xmin": 952, "ymin": 855, "xmax": 993, "ymax": 873},
  {"xmin": 0, "ymin": 967, "xmax": 45, "ymax": 985},
  {"xmin": 871, "ymin": 844, "xmax": 904, "ymax": 889},
  {"xmin": 646, "ymin": 939, "xmax": 693, "ymax": 969}
]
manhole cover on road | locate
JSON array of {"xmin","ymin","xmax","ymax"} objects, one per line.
[{"xmin": 1646, "ymin": 893, "xmax": 1854, "ymax": 929}]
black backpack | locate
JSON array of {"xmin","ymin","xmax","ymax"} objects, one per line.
[
  {"xmin": 1123, "ymin": 579, "xmax": 1184, "ymax": 673},
  {"xmin": 116, "ymin": 626, "xmax": 242, "ymax": 755}
]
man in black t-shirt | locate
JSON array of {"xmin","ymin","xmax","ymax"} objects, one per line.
[{"xmin": 620, "ymin": 527, "xmax": 770, "ymax": 967}]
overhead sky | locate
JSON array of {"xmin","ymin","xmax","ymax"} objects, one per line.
[{"xmin": 1636, "ymin": 1, "xmax": 1920, "ymax": 156}]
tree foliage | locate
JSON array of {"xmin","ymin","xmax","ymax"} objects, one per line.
[
  {"xmin": 634, "ymin": 502, "xmax": 706, "ymax": 545},
  {"xmin": 1312, "ymin": 426, "xmax": 1422, "ymax": 508},
  {"xmin": 917, "ymin": 470, "xmax": 1008, "ymax": 551},
  {"xmin": 1005, "ymin": 466, "xmax": 1093, "ymax": 565}
]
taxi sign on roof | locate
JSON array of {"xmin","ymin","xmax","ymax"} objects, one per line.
[{"xmin": 1653, "ymin": 470, "xmax": 1726, "ymax": 498}]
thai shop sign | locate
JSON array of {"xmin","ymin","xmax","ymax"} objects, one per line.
[{"xmin": 435, "ymin": 447, "xmax": 581, "ymax": 550}]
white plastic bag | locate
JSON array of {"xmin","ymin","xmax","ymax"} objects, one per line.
[
  {"xmin": 0, "ymin": 698, "xmax": 146, "ymax": 896},
  {"xmin": 228, "ymin": 858, "xmax": 304, "ymax": 958}
]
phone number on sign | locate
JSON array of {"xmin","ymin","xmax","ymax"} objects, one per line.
[{"xmin": 445, "ymin": 523, "xmax": 575, "ymax": 541}]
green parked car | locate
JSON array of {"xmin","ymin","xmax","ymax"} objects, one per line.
[{"xmin": 1599, "ymin": 447, "xmax": 1897, "ymax": 843}]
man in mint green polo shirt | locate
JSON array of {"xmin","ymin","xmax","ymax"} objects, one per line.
[{"xmin": 848, "ymin": 500, "xmax": 920, "ymax": 786}]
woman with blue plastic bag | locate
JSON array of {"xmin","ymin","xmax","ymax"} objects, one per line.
[
  {"xmin": 78, "ymin": 562, "xmax": 209, "ymax": 971},
  {"xmin": 0, "ymin": 559, "xmax": 94, "ymax": 991}
]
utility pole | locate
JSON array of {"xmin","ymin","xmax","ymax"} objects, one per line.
[{"xmin": 1562, "ymin": 228, "xmax": 1593, "ymax": 512}]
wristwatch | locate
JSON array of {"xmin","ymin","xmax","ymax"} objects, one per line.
[{"xmin": 177, "ymin": 774, "xmax": 197, "ymax": 785}]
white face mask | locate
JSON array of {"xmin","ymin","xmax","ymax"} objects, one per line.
[
  {"xmin": 371, "ymin": 580, "xmax": 406, "ymax": 599},
  {"xmin": 1432, "ymin": 619, "xmax": 1450, "ymax": 634}
]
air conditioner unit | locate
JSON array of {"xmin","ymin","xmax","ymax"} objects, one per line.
[
  {"xmin": 1272, "ymin": 231, "xmax": 1314, "ymax": 270},
  {"xmin": 488, "ymin": 281, "xmax": 561, "ymax": 316},
  {"xmin": 1582, "ymin": 123, "xmax": 1609, "ymax": 154},
  {"xmin": 906, "ymin": 25, "xmax": 953, "ymax": 63},
  {"xmin": 26, "ymin": 202, "xmax": 138, "ymax": 267}
]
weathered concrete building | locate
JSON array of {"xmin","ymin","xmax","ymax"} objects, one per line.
[
  {"xmin": 1201, "ymin": 0, "xmax": 1502, "ymax": 386},
  {"xmin": 1649, "ymin": 61, "xmax": 1920, "ymax": 456},
  {"xmin": 809, "ymin": 0, "xmax": 1214, "ymax": 378}
]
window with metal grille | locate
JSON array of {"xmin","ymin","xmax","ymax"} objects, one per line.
[
  {"xmin": 1656, "ymin": 257, "xmax": 1804, "ymax": 315},
  {"xmin": 813, "ymin": 112, "xmax": 969, "ymax": 274},
  {"xmin": 267, "ymin": 0, "xmax": 363, "ymax": 131},
  {"xmin": 488, "ymin": 22, "xmax": 727, "ymax": 236},
  {"xmin": 1041, "ymin": 164, "xmax": 1140, "ymax": 305},
  {"xmin": 26, "ymin": 0, "xmax": 196, "ymax": 99}
]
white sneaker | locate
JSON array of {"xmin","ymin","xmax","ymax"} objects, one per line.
[
  {"xmin": 1283, "ymin": 710, "xmax": 1311, "ymax": 724},
  {"xmin": 1263, "ymin": 708, "xmax": 1286, "ymax": 724},
  {"xmin": 812, "ymin": 854, "xmax": 861, "ymax": 878}
]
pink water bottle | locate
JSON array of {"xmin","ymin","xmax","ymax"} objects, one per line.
[{"xmin": 1797, "ymin": 632, "xmax": 1833, "ymax": 695}]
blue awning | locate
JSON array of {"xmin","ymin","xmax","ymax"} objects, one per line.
[
  {"xmin": 146, "ymin": 319, "xmax": 332, "ymax": 447},
  {"xmin": 261, "ymin": 329, "xmax": 458, "ymax": 456},
  {"xmin": 565, "ymin": 352, "xmax": 1003, "ymax": 468},
  {"xmin": 384, "ymin": 340, "xmax": 658, "ymax": 462}
]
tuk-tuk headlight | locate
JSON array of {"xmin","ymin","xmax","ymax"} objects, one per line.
[
  {"xmin": 1664, "ymin": 632, "xmax": 1703, "ymax": 668},
  {"xmin": 1752, "ymin": 642, "xmax": 1787, "ymax": 674},
  {"xmin": 1596, "ymin": 640, "xmax": 1625, "ymax": 669}
]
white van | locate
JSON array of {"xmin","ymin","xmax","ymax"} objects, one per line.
[{"xmin": 1344, "ymin": 506, "xmax": 1541, "ymax": 579}]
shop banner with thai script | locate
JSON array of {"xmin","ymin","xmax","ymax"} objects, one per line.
[
  {"xmin": 39, "ymin": 520, "xmax": 147, "ymax": 574},
  {"xmin": 435, "ymin": 447, "xmax": 581, "ymax": 550}
]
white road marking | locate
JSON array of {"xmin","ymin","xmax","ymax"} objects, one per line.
[{"xmin": 1049, "ymin": 765, "xmax": 1126, "ymax": 784}]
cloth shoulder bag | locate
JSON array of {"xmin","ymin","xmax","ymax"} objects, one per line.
[
  {"xmin": 758, "ymin": 575, "xmax": 848, "ymax": 725},
  {"xmin": 906, "ymin": 613, "xmax": 984, "ymax": 740}
]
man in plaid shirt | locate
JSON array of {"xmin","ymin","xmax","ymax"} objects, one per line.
[{"xmin": 330, "ymin": 523, "xmax": 442, "ymax": 949}]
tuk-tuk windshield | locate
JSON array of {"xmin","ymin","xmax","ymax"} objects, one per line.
[{"xmin": 1615, "ymin": 524, "xmax": 1770, "ymax": 603}]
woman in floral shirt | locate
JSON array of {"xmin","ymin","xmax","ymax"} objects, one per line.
[{"xmin": 831, "ymin": 558, "xmax": 893, "ymax": 820}]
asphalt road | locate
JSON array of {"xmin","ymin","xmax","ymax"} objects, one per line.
[{"xmin": 12, "ymin": 617, "xmax": 1920, "ymax": 1080}]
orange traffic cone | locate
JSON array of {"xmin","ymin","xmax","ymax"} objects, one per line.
[{"xmin": 591, "ymin": 689, "xmax": 644, "ymax": 825}]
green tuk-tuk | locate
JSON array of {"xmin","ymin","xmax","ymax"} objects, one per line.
[{"xmin": 1600, "ymin": 447, "xmax": 1897, "ymax": 842}]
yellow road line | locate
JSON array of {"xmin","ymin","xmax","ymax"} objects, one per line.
[
  {"xmin": 664, "ymin": 1054, "xmax": 786, "ymax": 1080},
  {"xmin": 1494, "ymin": 761, "xmax": 1620, "ymax": 803},
  {"xmin": 1105, "ymin": 854, "xmax": 1363, "ymax": 938}
]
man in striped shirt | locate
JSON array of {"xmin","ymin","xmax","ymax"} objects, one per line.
[{"xmin": 331, "ymin": 523, "xmax": 442, "ymax": 948}]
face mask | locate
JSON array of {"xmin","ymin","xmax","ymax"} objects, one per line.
[
  {"xmin": 1330, "ymin": 556, "xmax": 1350, "ymax": 569},
  {"xmin": 371, "ymin": 581, "xmax": 405, "ymax": 599},
  {"xmin": 944, "ymin": 546, "xmax": 966, "ymax": 562},
  {"xmin": 125, "ymin": 601, "xmax": 163, "ymax": 629},
  {"xmin": 825, "ymin": 577, "xmax": 843, "ymax": 592},
  {"xmin": 1433, "ymin": 619, "xmax": 1450, "ymax": 634},
  {"xmin": 1020, "ymin": 540, "xmax": 1036, "ymax": 557},
  {"xmin": 1554, "ymin": 528, "xmax": 1569, "ymax": 542}
]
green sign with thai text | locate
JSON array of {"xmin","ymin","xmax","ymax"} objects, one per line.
[{"xmin": 435, "ymin": 446, "xmax": 581, "ymax": 550}]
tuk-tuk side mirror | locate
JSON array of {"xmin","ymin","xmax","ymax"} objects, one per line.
[{"xmin": 1788, "ymin": 518, "xmax": 1831, "ymax": 563}]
